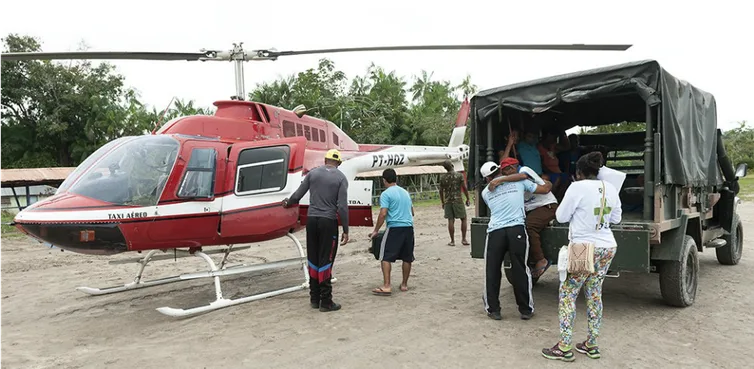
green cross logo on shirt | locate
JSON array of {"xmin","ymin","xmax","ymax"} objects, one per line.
[{"xmin": 594, "ymin": 198, "xmax": 611, "ymax": 224}]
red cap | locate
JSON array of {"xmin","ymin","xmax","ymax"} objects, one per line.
[{"xmin": 499, "ymin": 157, "xmax": 519, "ymax": 169}]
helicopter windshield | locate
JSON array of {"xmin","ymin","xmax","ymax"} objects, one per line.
[{"xmin": 67, "ymin": 135, "xmax": 180, "ymax": 206}]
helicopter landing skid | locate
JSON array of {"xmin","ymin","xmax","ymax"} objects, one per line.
[{"xmin": 76, "ymin": 233, "xmax": 334, "ymax": 317}]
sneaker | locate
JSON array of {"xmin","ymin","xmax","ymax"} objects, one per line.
[
  {"xmin": 541, "ymin": 344, "xmax": 576, "ymax": 362},
  {"xmin": 487, "ymin": 311, "xmax": 502, "ymax": 320},
  {"xmin": 310, "ymin": 301, "xmax": 320, "ymax": 309},
  {"xmin": 520, "ymin": 312, "xmax": 533, "ymax": 320},
  {"xmin": 575, "ymin": 341, "xmax": 601, "ymax": 359},
  {"xmin": 319, "ymin": 302, "xmax": 341, "ymax": 312}
]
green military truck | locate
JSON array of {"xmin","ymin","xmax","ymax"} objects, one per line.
[{"xmin": 468, "ymin": 60, "xmax": 747, "ymax": 307}]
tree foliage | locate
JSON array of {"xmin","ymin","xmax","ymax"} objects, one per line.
[
  {"xmin": 249, "ymin": 60, "xmax": 475, "ymax": 146},
  {"xmin": 1, "ymin": 34, "xmax": 212, "ymax": 169},
  {"xmin": 722, "ymin": 121, "xmax": 754, "ymax": 168}
]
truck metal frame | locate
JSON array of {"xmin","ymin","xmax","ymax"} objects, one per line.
[{"xmin": 467, "ymin": 60, "xmax": 746, "ymax": 307}]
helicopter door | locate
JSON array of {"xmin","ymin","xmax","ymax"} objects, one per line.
[
  {"xmin": 220, "ymin": 137, "xmax": 306, "ymax": 239},
  {"xmin": 147, "ymin": 140, "xmax": 228, "ymax": 242}
]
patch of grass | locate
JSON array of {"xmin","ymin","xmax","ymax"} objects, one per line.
[
  {"xmin": 1, "ymin": 211, "xmax": 24, "ymax": 239},
  {"xmin": 739, "ymin": 177, "xmax": 754, "ymax": 200}
]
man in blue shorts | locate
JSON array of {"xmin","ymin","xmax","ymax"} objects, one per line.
[
  {"xmin": 368, "ymin": 168, "xmax": 415, "ymax": 296},
  {"xmin": 480, "ymin": 158, "xmax": 552, "ymax": 321}
]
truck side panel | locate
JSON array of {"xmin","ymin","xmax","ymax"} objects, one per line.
[{"xmin": 540, "ymin": 226, "xmax": 651, "ymax": 273}]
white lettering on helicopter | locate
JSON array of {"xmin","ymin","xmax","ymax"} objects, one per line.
[
  {"xmin": 107, "ymin": 211, "xmax": 149, "ymax": 220},
  {"xmin": 371, "ymin": 153, "xmax": 406, "ymax": 168}
]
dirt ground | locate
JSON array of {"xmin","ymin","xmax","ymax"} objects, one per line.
[{"xmin": 2, "ymin": 202, "xmax": 754, "ymax": 369}]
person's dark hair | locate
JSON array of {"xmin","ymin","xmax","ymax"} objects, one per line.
[
  {"xmin": 382, "ymin": 168, "xmax": 397, "ymax": 184},
  {"xmin": 576, "ymin": 151, "xmax": 603, "ymax": 178},
  {"xmin": 442, "ymin": 160, "xmax": 454, "ymax": 172}
]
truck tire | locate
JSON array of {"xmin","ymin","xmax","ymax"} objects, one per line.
[
  {"xmin": 659, "ymin": 235, "xmax": 699, "ymax": 307},
  {"xmin": 504, "ymin": 252, "xmax": 541, "ymax": 286},
  {"xmin": 716, "ymin": 214, "xmax": 743, "ymax": 265}
]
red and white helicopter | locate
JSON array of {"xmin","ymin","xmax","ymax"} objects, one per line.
[{"xmin": 2, "ymin": 42, "xmax": 631, "ymax": 317}]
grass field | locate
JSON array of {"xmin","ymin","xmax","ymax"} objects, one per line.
[
  {"xmin": 1, "ymin": 211, "xmax": 24, "ymax": 239},
  {"xmin": 739, "ymin": 176, "xmax": 754, "ymax": 199}
]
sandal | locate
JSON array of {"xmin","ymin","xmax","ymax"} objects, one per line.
[
  {"xmin": 575, "ymin": 341, "xmax": 601, "ymax": 359},
  {"xmin": 447, "ymin": 242, "xmax": 456, "ymax": 246},
  {"xmin": 400, "ymin": 284, "xmax": 408, "ymax": 292},
  {"xmin": 461, "ymin": 240, "xmax": 470, "ymax": 246},
  {"xmin": 542, "ymin": 344, "xmax": 575, "ymax": 362},
  {"xmin": 372, "ymin": 287, "xmax": 392, "ymax": 296},
  {"xmin": 531, "ymin": 260, "xmax": 552, "ymax": 278}
]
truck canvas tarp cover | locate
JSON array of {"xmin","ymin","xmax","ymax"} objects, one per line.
[{"xmin": 470, "ymin": 59, "xmax": 721, "ymax": 187}]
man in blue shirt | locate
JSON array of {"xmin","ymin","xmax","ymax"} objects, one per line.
[
  {"xmin": 516, "ymin": 130, "xmax": 543, "ymax": 175},
  {"xmin": 480, "ymin": 158, "xmax": 551, "ymax": 321},
  {"xmin": 369, "ymin": 168, "xmax": 415, "ymax": 296}
]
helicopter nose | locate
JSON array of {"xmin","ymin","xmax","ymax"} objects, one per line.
[{"xmin": 14, "ymin": 221, "xmax": 129, "ymax": 255}]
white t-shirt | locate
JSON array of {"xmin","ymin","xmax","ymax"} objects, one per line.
[
  {"xmin": 519, "ymin": 166, "xmax": 558, "ymax": 212},
  {"xmin": 524, "ymin": 192, "xmax": 558, "ymax": 212},
  {"xmin": 555, "ymin": 179, "xmax": 623, "ymax": 248}
]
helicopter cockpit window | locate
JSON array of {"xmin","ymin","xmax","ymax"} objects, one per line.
[
  {"xmin": 282, "ymin": 121, "xmax": 296, "ymax": 138},
  {"xmin": 67, "ymin": 135, "xmax": 180, "ymax": 206},
  {"xmin": 177, "ymin": 148, "xmax": 217, "ymax": 198},
  {"xmin": 57, "ymin": 136, "xmax": 136, "ymax": 194},
  {"xmin": 235, "ymin": 146, "xmax": 290, "ymax": 196}
]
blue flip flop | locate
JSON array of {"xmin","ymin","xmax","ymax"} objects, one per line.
[{"xmin": 531, "ymin": 260, "xmax": 552, "ymax": 278}]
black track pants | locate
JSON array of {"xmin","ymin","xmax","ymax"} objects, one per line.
[
  {"xmin": 483, "ymin": 224, "xmax": 534, "ymax": 315},
  {"xmin": 306, "ymin": 216, "xmax": 339, "ymax": 305}
]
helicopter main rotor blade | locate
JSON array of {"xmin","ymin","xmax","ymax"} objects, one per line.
[
  {"xmin": 265, "ymin": 44, "xmax": 632, "ymax": 57},
  {"xmin": 1, "ymin": 51, "xmax": 213, "ymax": 61}
]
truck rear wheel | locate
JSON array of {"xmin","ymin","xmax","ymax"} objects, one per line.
[
  {"xmin": 716, "ymin": 214, "xmax": 743, "ymax": 265},
  {"xmin": 659, "ymin": 235, "xmax": 699, "ymax": 307}
]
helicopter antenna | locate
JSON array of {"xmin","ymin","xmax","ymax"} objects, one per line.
[{"xmin": 152, "ymin": 96, "xmax": 176, "ymax": 134}]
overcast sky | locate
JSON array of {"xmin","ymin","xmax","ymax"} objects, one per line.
[{"xmin": 2, "ymin": 0, "xmax": 750, "ymax": 131}]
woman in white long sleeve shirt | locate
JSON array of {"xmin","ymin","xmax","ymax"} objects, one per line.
[{"xmin": 542, "ymin": 152, "xmax": 622, "ymax": 362}]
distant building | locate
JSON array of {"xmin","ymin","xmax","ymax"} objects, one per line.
[{"xmin": 1, "ymin": 185, "xmax": 57, "ymax": 213}]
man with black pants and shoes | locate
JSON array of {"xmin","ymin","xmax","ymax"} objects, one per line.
[
  {"xmin": 283, "ymin": 149, "xmax": 349, "ymax": 312},
  {"xmin": 479, "ymin": 158, "xmax": 552, "ymax": 320}
]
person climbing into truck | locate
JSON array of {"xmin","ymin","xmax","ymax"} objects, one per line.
[
  {"xmin": 496, "ymin": 132, "xmax": 559, "ymax": 279},
  {"xmin": 479, "ymin": 158, "xmax": 552, "ymax": 321}
]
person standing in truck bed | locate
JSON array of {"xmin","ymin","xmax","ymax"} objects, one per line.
[{"xmin": 282, "ymin": 149, "xmax": 349, "ymax": 313}]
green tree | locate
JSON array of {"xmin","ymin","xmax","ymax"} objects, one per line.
[
  {"xmin": 1, "ymin": 34, "xmax": 155, "ymax": 168},
  {"xmin": 722, "ymin": 121, "xmax": 754, "ymax": 168},
  {"xmin": 247, "ymin": 58, "xmax": 473, "ymax": 147}
]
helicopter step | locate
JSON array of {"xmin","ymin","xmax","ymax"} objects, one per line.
[{"xmin": 76, "ymin": 233, "xmax": 333, "ymax": 317}]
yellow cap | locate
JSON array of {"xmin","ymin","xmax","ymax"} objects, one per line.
[{"xmin": 325, "ymin": 149, "xmax": 342, "ymax": 162}]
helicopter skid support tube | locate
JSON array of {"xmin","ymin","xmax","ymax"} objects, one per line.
[
  {"xmin": 155, "ymin": 232, "xmax": 311, "ymax": 318},
  {"xmin": 76, "ymin": 249, "xmax": 184, "ymax": 296}
]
